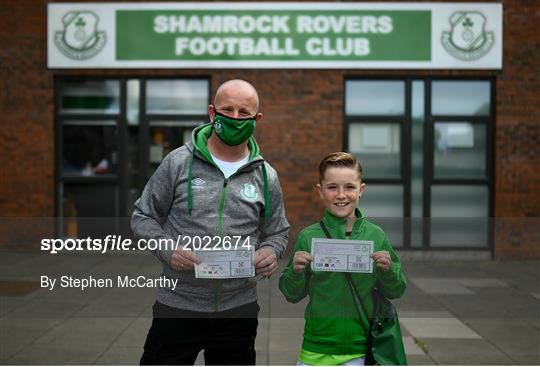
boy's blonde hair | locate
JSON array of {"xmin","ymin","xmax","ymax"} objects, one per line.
[{"xmin": 319, "ymin": 152, "xmax": 363, "ymax": 183}]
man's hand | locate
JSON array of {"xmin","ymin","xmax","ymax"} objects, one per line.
[
  {"xmin": 170, "ymin": 248, "xmax": 200, "ymax": 272},
  {"xmin": 372, "ymin": 250, "xmax": 392, "ymax": 272},
  {"xmin": 293, "ymin": 251, "xmax": 313, "ymax": 274},
  {"xmin": 253, "ymin": 247, "xmax": 278, "ymax": 278}
]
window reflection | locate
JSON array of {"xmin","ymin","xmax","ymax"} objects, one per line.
[
  {"xmin": 346, "ymin": 81, "xmax": 405, "ymax": 115},
  {"xmin": 147, "ymin": 80, "xmax": 208, "ymax": 115},
  {"xmin": 432, "ymin": 81, "xmax": 490, "ymax": 116},
  {"xmin": 127, "ymin": 79, "xmax": 140, "ymax": 125},
  {"xmin": 434, "ymin": 122, "xmax": 486, "ymax": 178},
  {"xmin": 349, "ymin": 123, "xmax": 401, "ymax": 179},
  {"xmin": 431, "ymin": 185, "xmax": 489, "ymax": 247},
  {"xmin": 359, "ymin": 185, "xmax": 404, "ymax": 247},
  {"xmin": 60, "ymin": 80, "xmax": 120, "ymax": 114}
]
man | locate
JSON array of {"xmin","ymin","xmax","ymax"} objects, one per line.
[{"xmin": 132, "ymin": 79, "xmax": 290, "ymax": 365}]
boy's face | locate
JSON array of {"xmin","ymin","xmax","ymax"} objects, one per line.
[{"xmin": 317, "ymin": 167, "xmax": 365, "ymax": 220}]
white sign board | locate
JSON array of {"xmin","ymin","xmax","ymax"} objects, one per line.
[{"xmin": 48, "ymin": 2, "xmax": 503, "ymax": 69}]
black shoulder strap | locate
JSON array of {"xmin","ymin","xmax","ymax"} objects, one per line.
[
  {"xmin": 319, "ymin": 220, "xmax": 332, "ymax": 239},
  {"xmin": 319, "ymin": 221, "xmax": 373, "ymax": 332}
]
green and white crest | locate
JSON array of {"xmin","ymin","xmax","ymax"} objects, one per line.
[
  {"xmin": 214, "ymin": 121, "xmax": 223, "ymax": 134},
  {"xmin": 55, "ymin": 11, "xmax": 106, "ymax": 60},
  {"xmin": 240, "ymin": 183, "xmax": 259, "ymax": 202},
  {"xmin": 442, "ymin": 11, "xmax": 494, "ymax": 61}
]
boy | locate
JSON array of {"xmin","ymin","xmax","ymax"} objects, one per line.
[{"xmin": 279, "ymin": 152, "xmax": 406, "ymax": 366}]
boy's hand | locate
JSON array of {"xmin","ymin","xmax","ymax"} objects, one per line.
[
  {"xmin": 372, "ymin": 251, "xmax": 392, "ymax": 272},
  {"xmin": 293, "ymin": 251, "xmax": 314, "ymax": 274},
  {"xmin": 170, "ymin": 248, "xmax": 201, "ymax": 272},
  {"xmin": 254, "ymin": 247, "xmax": 278, "ymax": 277}
]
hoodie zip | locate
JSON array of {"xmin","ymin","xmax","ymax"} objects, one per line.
[
  {"xmin": 213, "ymin": 178, "xmax": 228, "ymax": 312},
  {"xmin": 189, "ymin": 124, "xmax": 270, "ymax": 312}
]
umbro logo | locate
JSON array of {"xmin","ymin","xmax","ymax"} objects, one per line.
[{"xmin": 192, "ymin": 177, "xmax": 206, "ymax": 189}]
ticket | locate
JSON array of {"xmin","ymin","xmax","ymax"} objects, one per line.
[
  {"xmin": 194, "ymin": 248, "xmax": 255, "ymax": 279},
  {"xmin": 311, "ymin": 238, "xmax": 374, "ymax": 273}
]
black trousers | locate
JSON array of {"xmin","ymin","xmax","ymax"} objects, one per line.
[{"xmin": 140, "ymin": 301, "xmax": 259, "ymax": 365}]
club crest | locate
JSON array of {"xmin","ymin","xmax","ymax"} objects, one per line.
[
  {"xmin": 55, "ymin": 11, "xmax": 106, "ymax": 60},
  {"xmin": 442, "ymin": 11, "xmax": 494, "ymax": 61},
  {"xmin": 241, "ymin": 183, "xmax": 259, "ymax": 202}
]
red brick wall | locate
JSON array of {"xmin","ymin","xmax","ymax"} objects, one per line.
[
  {"xmin": 0, "ymin": 1, "xmax": 54, "ymax": 217},
  {"xmin": 0, "ymin": 0, "xmax": 538, "ymax": 257},
  {"xmin": 493, "ymin": 0, "xmax": 540, "ymax": 258}
]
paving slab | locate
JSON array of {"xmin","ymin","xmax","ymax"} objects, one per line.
[
  {"xmin": 268, "ymin": 347, "xmax": 300, "ymax": 365},
  {"xmin": 456, "ymin": 277, "xmax": 508, "ymax": 287},
  {"xmin": 0, "ymin": 317, "xmax": 64, "ymax": 347},
  {"xmin": 0, "ymin": 339, "xmax": 27, "ymax": 363},
  {"xmin": 0, "ymin": 296, "xmax": 29, "ymax": 317},
  {"xmin": 7, "ymin": 298, "xmax": 88, "ymax": 318},
  {"xmin": 398, "ymin": 310, "xmax": 455, "ymax": 318},
  {"xmin": 433, "ymin": 294, "xmax": 515, "ymax": 319},
  {"xmin": 406, "ymin": 354, "xmax": 435, "ymax": 365},
  {"xmin": 409, "ymin": 277, "xmax": 475, "ymax": 295},
  {"xmin": 473, "ymin": 287, "xmax": 540, "ymax": 318},
  {"xmin": 111, "ymin": 317, "xmax": 152, "ymax": 347},
  {"xmin": 7, "ymin": 342, "xmax": 105, "ymax": 365},
  {"xmin": 268, "ymin": 330, "xmax": 304, "ymax": 352},
  {"xmin": 400, "ymin": 317, "xmax": 482, "ymax": 339},
  {"xmin": 393, "ymin": 293, "xmax": 448, "ymax": 313},
  {"xmin": 73, "ymin": 291, "xmax": 152, "ymax": 318},
  {"xmin": 403, "ymin": 336, "xmax": 427, "ymax": 356},
  {"xmin": 255, "ymin": 347, "xmax": 270, "ymax": 366},
  {"xmin": 461, "ymin": 317, "xmax": 540, "ymax": 364},
  {"xmin": 421, "ymin": 338, "xmax": 516, "ymax": 365},
  {"xmin": 94, "ymin": 346, "xmax": 143, "ymax": 365},
  {"xmin": 34, "ymin": 317, "xmax": 132, "ymax": 346}
]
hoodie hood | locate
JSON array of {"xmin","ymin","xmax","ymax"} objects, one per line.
[{"xmin": 186, "ymin": 123, "xmax": 269, "ymax": 219}]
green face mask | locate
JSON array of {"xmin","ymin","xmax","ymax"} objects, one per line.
[{"xmin": 213, "ymin": 111, "xmax": 256, "ymax": 146}]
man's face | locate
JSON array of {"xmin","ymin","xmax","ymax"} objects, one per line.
[{"xmin": 209, "ymin": 84, "xmax": 262, "ymax": 122}]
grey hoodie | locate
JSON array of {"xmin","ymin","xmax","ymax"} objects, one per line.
[{"xmin": 131, "ymin": 124, "xmax": 290, "ymax": 312}]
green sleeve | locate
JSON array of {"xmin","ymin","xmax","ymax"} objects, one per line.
[
  {"xmin": 278, "ymin": 233, "xmax": 311, "ymax": 303},
  {"xmin": 375, "ymin": 236, "xmax": 407, "ymax": 299}
]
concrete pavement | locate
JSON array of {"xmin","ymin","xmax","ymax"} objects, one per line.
[{"xmin": 0, "ymin": 250, "xmax": 538, "ymax": 365}]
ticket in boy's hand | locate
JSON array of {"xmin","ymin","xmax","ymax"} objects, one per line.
[
  {"xmin": 310, "ymin": 238, "xmax": 374, "ymax": 273},
  {"xmin": 194, "ymin": 248, "xmax": 255, "ymax": 278}
]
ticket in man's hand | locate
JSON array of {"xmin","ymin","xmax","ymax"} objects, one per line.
[
  {"xmin": 311, "ymin": 238, "xmax": 374, "ymax": 273},
  {"xmin": 194, "ymin": 248, "xmax": 255, "ymax": 279}
]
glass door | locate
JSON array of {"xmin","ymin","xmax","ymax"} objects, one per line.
[
  {"xmin": 427, "ymin": 80, "xmax": 493, "ymax": 249},
  {"xmin": 56, "ymin": 79, "xmax": 125, "ymax": 238},
  {"xmin": 345, "ymin": 78, "xmax": 494, "ymax": 250},
  {"xmin": 56, "ymin": 77, "xmax": 210, "ymax": 238},
  {"xmin": 140, "ymin": 79, "xmax": 209, "ymax": 186},
  {"xmin": 345, "ymin": 80, "xmax": 409, "ymax": 248}
]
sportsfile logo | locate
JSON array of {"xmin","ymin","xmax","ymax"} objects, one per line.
[{"xmin": 55, "ymin": 11, "xmax": 106, "ymax": 60}]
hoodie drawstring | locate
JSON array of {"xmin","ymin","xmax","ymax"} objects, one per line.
[
  {"xmin": 262, "ymin": 163, "xmax": 270, "ymax": 220},
  {"xmin": 187, "ymin": 148, "xmax": 195, "ymax": 215}
]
